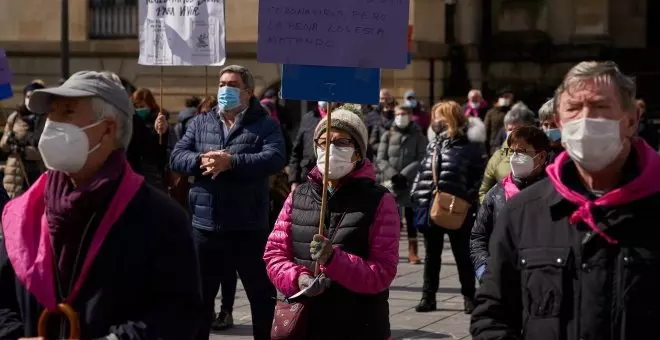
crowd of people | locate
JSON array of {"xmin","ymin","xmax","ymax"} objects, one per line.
[{"xmin": 0, "ymin": 59, "xmax": 657, "ymax": 340}]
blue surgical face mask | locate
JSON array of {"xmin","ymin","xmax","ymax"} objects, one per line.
[
  {"xmin": 217, "ymin": 86, "xmax": 242, "ymax": 112},
  {"xmin": 545, "ymin": 128, "xmax": 561, "ymax": 142},
  {"xmin": 135, "ymin": 108, "xmax": 150, "ymax": 119},
  {"xmin": 406, "ymin": 99, "xmax": 417, "ymax": 108}
]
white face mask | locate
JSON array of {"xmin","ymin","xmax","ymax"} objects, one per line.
[
  {"xmin": 509, "ymin": 152, "xmax": 538, "ymax": 178},
  {"xmin": 394, "ymin": 114, "xmax": 410, "ymax": 128},
  {"xmin": 561, "ymin": 117, "xmax": 623, "ymax": 172},
  {"xmin": 498, "ymin": 98, "xmax": 511, "ymax": 107},
  {"xmin": 316, "ymin": 144, "xmax": 356, "ymax": 180},
  {"xmin": 469, "ymin": 102, "xmax": 479, "ymax": 109},
  {"xmin": 38, "ymin": 119, "xmax": 104, "ymax": 173}
]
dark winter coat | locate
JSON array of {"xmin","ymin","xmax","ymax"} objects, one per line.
[
  {"xmin": 0, "ymin": 165, "xmax": 202, "ymax": 339},
  {"xmin": 365, "ymin": 108, "xmax": 394, "ymax": 161},
  {"xmin": 470, "ymin": 142, "xmax": 660, "ymax": 340},
  {"xmin": 288, "ymin": 108, "xmax": 322, "ymax": 184},
  {"xmin": 470, "ymin": 174, "xmax": 543, "ymax": 276},
  {"xmin": 483, "ymin": 106, "xmax": 510, "ymax": 154},
  {"xmin": 375, "ymin": 123, "xmax": 427, "ymax": 206},
  {"xmin": 410, "ymin": 117, "xmax": 488, "ymax": 210},
  {"xmin": 170, "ymin": 97, "xmax": 286, "ymax": 232},
  {"xmin": 126, "ymin": 109, "xmax": 170, "ymax": 191}
]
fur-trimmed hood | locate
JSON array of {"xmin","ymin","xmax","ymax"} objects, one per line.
[{"xmin": 427, "ymin": 116, "xmax": 486, "ymax": 143}]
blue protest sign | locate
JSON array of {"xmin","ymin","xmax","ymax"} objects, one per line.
[
  {"xmin": 0, "ymin": 83, "xmax": 12, "ymax": 101},
  {"xmin": 281, "ymin": 64, "xmax": 380, "ymax": 104}
]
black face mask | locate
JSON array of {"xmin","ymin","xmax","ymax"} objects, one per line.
[{"xmin": 431, "ymin": 121, "xmax": 446, "ymax": 134}]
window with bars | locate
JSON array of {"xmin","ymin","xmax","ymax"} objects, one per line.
[{"xmin": 88, "ymin": 0, "xmax": 139, "ymax": 39}]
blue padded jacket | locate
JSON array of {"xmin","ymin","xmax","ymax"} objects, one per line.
[{"xmin": 170, "ymin": 97, "xmax": 286, "ymax": 232}]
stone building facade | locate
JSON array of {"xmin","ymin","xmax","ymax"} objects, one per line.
[{"xmin": 0, "ymin": 0, "xmax": 657, "ymax": 117}]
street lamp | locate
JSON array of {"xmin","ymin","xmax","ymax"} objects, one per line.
[{"xmin": 61, "ymin": 0, "xmax": 70, "ymax": 79}]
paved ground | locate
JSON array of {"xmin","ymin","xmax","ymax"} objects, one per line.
[{"xmin": 210, "ymin": 236, "xmax": 472, "ymax": 340}]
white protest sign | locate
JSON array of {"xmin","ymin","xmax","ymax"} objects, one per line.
[{"xmin": 138, "ymin": 0, "xmax": 227, "ymax": 66}]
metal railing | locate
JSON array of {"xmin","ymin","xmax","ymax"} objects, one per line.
[{"xmin": 88, "ymin": 0, "xmax": 139, "ymax": 39}]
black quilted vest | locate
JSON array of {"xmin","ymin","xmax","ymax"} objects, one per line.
[{"xmin": 290, "ymin": 176, "xmax": 391, "ymax": 339}]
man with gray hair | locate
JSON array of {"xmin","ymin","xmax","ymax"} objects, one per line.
[
  {"xmin": 478, "ymin": 103, "xmax": 536, "ymax": 202},
  {"xmin": 171, "ymin": 65, "xmax": 285, "ymax": 340},
  {"xmin": 471, "ymin": 61, "xmax": 660, "ymax": 339},
  {"xmin": 463, "ymin": 89, "xmax": 489, "ymax": 120},
  {"xmin": 0, "ymin": 71, "xmax": 202, "ymax": 339},
  {"xmin": 538, "ymin": 98, "xmax": 564, "ymax": 162}
]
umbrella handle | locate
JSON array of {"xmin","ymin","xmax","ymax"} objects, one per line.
[{"xmin": 38, "ymin": 303, "xmax": 80, "ymax": 339}]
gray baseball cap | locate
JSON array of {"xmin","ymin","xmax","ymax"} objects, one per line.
[{"xmin": 27, "ymin": 70, "xmax": 133, "ymax": 119}]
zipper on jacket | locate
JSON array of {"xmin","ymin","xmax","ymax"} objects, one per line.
[
  {"xmin": 609, "ymin": 251, "xmax": 624, "ymax": 338},
  {"xmin": 614, "ymin": 252, "xmax": 626, "ymax": 338},
  {"xmin": 53, "ymin": 213, "xmax": 97, "ymax": 339}
]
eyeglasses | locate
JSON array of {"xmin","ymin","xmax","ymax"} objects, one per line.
[
  {"xmin": 501, "ymin": 148, "xmax": 536, "ymax": 157},
  {"xmin": 314, "ymin": 137, "xmax": 354, "ymax": 149}
]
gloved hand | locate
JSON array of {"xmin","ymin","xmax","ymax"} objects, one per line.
[
  {"xmin": 297, "ymin": 273, "xmax": 332, "ymax": 297},
  {"xmin": 310, "ymin": 234, "xmax": 334, "ymax": 265},
  {"xmin": 391, "ymin": 174, "xmax": 408, "ymax": 190}
]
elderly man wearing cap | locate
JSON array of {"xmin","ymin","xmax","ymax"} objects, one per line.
[
  {"xmin": 403, "ymin": 89, "xmax": 431, "ymax": 133},
  {"xmin": 0, "ymin": 71, "xmax": 202, "ymax": 339},
  {"xmin": 171, "ymin": 65, "xmax": 285, "ymax": 340}
]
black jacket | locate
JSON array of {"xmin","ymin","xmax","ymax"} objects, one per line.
[
  {"xmin": 470, "ymin": 182, "xmax": 506, "ymax": 274},
  {"xmin": 365, "ymin": 108, "xmax": 394, "ymax": 161},
  {"xmin": 291, "ymin": 171, "xmax": 390, "ymax": 339},
  {"xmin": 470, "ymin": 175, "xmax": 541, "ymax": 274},
  {"xmin": 174, "ymin": 107, "xmax": 197, "ymax": 142},
  {"xmin": 410, "ymin": 119, "xmax": 488, "ymax": 209},
  {"xmin": 470, "ymin": 153, "xmax": 660, "ymax": 340},
  {"xmin": 0, "ymin": 180, "xmax": 202, "ymax": 339},
  {"xmin": 637, "ymin": 116, "xmax": 659, "ymax": 150},
  {"xmin": 126, "ymin": 110, "xmax": 170, "ymax": 191},
  {"xmin": 288, "ymin": 108, "xmax": 322, "ymax": 184}
]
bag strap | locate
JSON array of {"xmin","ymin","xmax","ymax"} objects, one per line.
[{"xmin": 431, "ymin": 143, "xmax": 438, "ymax": 192}]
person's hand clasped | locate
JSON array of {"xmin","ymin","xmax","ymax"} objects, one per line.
[
  {"xmin": 297, "ymin": 273, "xmax": 332, "ymax": 297},
  {"xmin": 154, "ymin": 112, "xmax": 168, "ymax": 135},
  {"xmin": 310, "ymin": 234, "xmax": 334, "ymax": 265},
  {"xmin": 200, "ymin": 150, "xmax": 232, "ymax": 179}
]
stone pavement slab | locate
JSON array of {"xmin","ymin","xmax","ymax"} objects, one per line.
[{"xmin": 210, "ymin": 236, "xmax": 472, "ymax": 339}]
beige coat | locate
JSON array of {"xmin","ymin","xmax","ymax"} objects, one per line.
[{"xmin": 0, "ymin": 111, "xmax": 45, "ymax": 197}]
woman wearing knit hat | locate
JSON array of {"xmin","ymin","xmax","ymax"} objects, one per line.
[
  {"xmin": 264, "ymin": 105, "xmax": 400, "ymax": 339},
  {"xmin": 0, "ymin": 81, "xmax": 47, "ymax": 198}
]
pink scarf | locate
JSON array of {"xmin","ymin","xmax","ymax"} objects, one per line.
[
  {"xmin": 501, "ymin": 173, "xmax": 520, "ymax": 200},
  {"xmin": 465, "ymin": 100, "xmax": 486, "ymax": 117},
  {"xmin": 318, "ymin": 105, "xmax": 327, "ymax": 118},
  {"xmin": 545, "ymin": 139, "xmax": 660, "ymax": 244}
]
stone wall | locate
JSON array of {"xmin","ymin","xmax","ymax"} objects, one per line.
[{"xmin": 0, "ymin": 0, "xmax": 653, "ymax": 115}]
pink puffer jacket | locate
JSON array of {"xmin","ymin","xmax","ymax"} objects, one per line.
[{"xmin": 263, "ymin": 161, "xmax": 400, "ymax": 298}]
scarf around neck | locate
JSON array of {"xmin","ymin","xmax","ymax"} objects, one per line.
[
  {"xmin": 45, "ymin": 149, "xmax": 125, "ymax": 289},
  {"xmin": 545, "ymin": 139, "xmax": 660, "ymax": 244}
]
